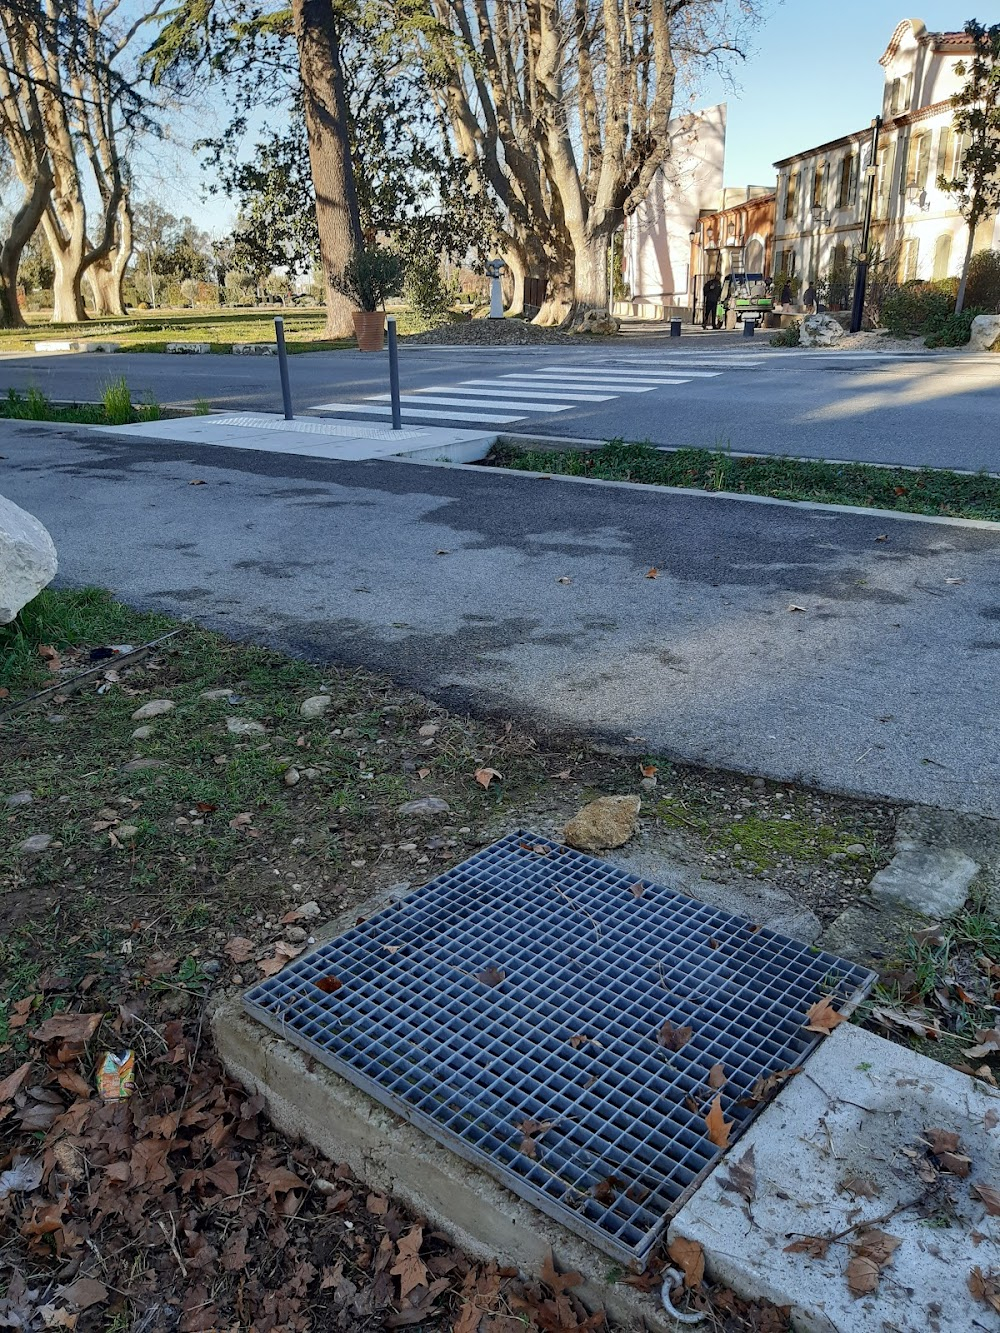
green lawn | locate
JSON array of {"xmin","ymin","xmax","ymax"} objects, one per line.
[
  {"xmin": 0, "ymin": 304, "xmax": 440, "ymax": 354},
  {"xmin": 489, "ymin": 439, "xmax": 1000, "ymax": 523}
]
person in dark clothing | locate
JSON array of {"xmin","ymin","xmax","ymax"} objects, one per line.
[
  {"xmin": 803, "ymin": 282, "xmax": 817, "ymax": 312},
  {"xmin": 780, "ymin": 280, "xmax": 792, "ymax": 306},
  {"xmin": 702, "ymin": 275, "xmax": 722, "ymax": 329}
]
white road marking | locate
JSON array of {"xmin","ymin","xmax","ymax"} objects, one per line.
[
  {"xmin": 311, "ymin": 401, "xmax": 525, "ymax": 423},
  {"xmin": 446, "ymin": 380, "xmax": 616, "ymax": 401},
  {"xmin": 498, "ymin": 376, "xmax": 675, "ymax": 392},
  {"xmin": 371, "ymin": 393, "xmax": 573, "ymax": 412}
]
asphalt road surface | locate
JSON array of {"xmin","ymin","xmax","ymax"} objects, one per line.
[
  {"xmin": 5, "ymin": 417, "xmax": 999, "ymax": 816},
  {"xmin": 1, "ymin": 343, "xmax": 999, "ymax": 469}
]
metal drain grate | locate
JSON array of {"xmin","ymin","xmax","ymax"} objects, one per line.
[{"xmin": 244, "ymin": 831, "xmax": 874, "ymax": 1267}]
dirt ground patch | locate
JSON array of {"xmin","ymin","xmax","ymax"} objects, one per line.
[{"xmin": 2, "ymin": 588, "xmax": 992, "ymax": 1332}]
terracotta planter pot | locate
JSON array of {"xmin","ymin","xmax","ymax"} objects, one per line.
[{"xmin": 352, "ymin": 310, "xmax": 386, "ymax": 352}]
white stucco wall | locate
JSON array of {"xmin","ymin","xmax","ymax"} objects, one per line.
[{"xmin": 622, "ymin": 104, "xmax": 726, "ymax": 306}]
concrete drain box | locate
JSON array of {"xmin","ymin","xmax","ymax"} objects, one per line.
[{"xmin": 244, "ymin": 831, "xmax": 874, "ymax": 1268}]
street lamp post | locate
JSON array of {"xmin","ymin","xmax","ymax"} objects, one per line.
[
  {"xmin": 689, "ymin": 227, "xmax": 698, "ymax": 324},
  {"xmin": 850, "ymin": 115, "xmax": 883, "ymax": 333}
]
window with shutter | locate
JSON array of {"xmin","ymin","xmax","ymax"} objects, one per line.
[
  {"xmin": 784, "ymin": 171, "xmax": 798, "ymax": 219},
  {"xmin": 933, "ymin": 233, "xmax": 952, "ymax": 280},
  {"xmin": 936, "ymin": 126, "xmax": 954, "ymax": 182},
  {"xmin": 837, "ymin": 156, "xmax": 852, "ymax": 208},
  {"xmin": 812, "ymin": 163, "xmax": 826, "ymax": 208}
]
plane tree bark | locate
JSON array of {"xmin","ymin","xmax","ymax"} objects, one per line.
[{"xmin": 420, "ymin": 0, "xmax": 761, "ymax": 324}]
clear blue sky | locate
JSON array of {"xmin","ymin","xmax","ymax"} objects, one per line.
[{"xmin": 698, "ymin": 3, "xmax": 997, "ymax": 190}]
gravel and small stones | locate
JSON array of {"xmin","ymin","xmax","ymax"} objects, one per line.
[
  {"xmin": 200, "ymin": 687, "xmax": 239, "ymax": 701},
  {"xmin": 131, "ymin": 725, "xmax": 154, "ymax": 740},
  {"xmin": 299, "ymin": 695, "xmax": 332, "ymax": 719},
  {"xmin": 397, "ymin": 796, "xmax": 451, "ymax": 818},
  {"xmin": 5, "ymin": 791, "xmax": 33, "ymax": 808},
  {"xmin": 131, "ymin": 699, "xmax": 175, "ymax": 720},
  {"xmin": 121, "ymin": 758, "xmax": 167, "ymax": 772},
  {"xmin": 403, "ymin": 318, "xmax": 579, "ymax": 347},
  {"xmin": 226, "ymin": 717, "xmax": 266, "ymax": 736},
  {"xmin": 18, "ymin": 833, "xmax": 53, "ymax": 854}
]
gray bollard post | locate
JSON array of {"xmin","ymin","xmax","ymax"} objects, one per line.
[
  {"xmin": 387, "ymin": 316, "xmax": 402, "ymax": 431},
  {"xmin": 743, "ymin": 317, "xmax": 756, "ymax": 338},
  {"xmin": 670, "ymin": 318, "xmax": 682, "ymax": 338},
  {"xmin": 274, "ymin": 316, "xmax": 293, "ymax": 420}
]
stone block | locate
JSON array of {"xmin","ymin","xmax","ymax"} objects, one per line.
[
  {"xmin": 232, "ymin": 343, "xmax": 277, "ymax": 356},
  {"xmin": 165, "ymin": 342, "xmax": 211, "ymax": 354},
  {"xmin": 799, "ymin": 314, "xmax": 845, "ymax": 348},
  {"xmin": 0, "ymin": 493, "xmax": 57, "ymax": 624},
  {"xmin": 669, "ymin": 1023, "xmax": 1000, "ymax": 1333},
  {"xmin": 969, "ymin": 314, "xmax": 1000, "ymax": 353},
  {"xmin": 71, "ymin": 340, "xmax": 120, "ymax": 352},
  {"xmin": 870, "ymin": 847, "xmax": 979, "ymax": 918}
]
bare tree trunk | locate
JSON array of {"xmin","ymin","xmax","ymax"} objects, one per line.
[
  {"xmin": 0, "ymin": 171, "xmax": 52, "ymax": 328},
  {"xmin": 290, "ymin": 0, "xmax": 362, "ymax": 340},
  {"xmin": 42, "ymin": 207, "xmax": 88, "ymax": 322},
  {"xmin": 955, "ymin": 218, "xmax": 977, "ymax": 314},
  {"xmin": 84, "ymin": 198, "xmax": 132, "ymax": 315},
  {"xmin": 573, "ymin": 230, "xmax": 612, "ymax": 310}
]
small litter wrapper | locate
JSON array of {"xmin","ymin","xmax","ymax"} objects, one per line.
[{"xmin": 98, "ymin": 1050, "xmax": 135, "ymax": 1099}]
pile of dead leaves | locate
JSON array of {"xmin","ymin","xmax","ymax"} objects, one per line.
[{"xmin": 0, "ymin": 1006, "xmax": 610, "ymax": 1332}]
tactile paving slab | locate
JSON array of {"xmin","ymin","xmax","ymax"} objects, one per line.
[{"xmin": 244, "ymin": 831, "xmax": 875, "ymax": 1267}]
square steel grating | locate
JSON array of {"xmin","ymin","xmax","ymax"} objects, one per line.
[{"xmin": 244, "ymin": 831, "xmax": 875, "ymax": 1267}]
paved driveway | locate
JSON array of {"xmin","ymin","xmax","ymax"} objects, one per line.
[{"xmin": 5, "ymin": 418, "xmax": 1000, "ymax": 815}]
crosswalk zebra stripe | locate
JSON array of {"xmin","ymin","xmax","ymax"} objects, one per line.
[
  {"xmin": 497, "ymin": 377, "xmax": 673, "ymax": 393},
  {"xmin": 370, "ymin": 393, "xmax": 574, "ymax": 412},
  {"xmin": 311, "ymin": 401, "xmax": 525, "ymax": 423},
  {"xmin": 446, "ymin": 380, "xmax": 616, "ymax": 401},
  {"xmin": 546, "ymin": 367, "xmax": 723, "ymax": 380}
]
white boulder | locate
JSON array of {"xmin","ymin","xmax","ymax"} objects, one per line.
[
  {"xmin": 799, "ymin": 313, "xmax": 845, "ymax": 348},
  {"xmin": 969, "ymin": 314, "xmax": 1000, "ymax": 353},
  {"xmin": 0, "ymin": 494, "xmax": 57, "ymax": 624}
]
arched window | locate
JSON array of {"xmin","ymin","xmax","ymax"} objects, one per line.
[
  {"xmin": 933, "ymin": 233, "xmax": 952, "ymax": 281},
  {"xmin": 744, "ymin": 237, "xmax": 764, "ymax": 274}
]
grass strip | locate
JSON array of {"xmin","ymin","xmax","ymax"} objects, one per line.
[{"xmin": 489, "ymin": 439, "xmax": 1000, "ymax": 523}]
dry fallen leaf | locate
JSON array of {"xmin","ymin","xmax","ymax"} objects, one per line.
[
  {"xmin": 639, "ymin": 763, "xmax": 657, "ymax": 778},
  {"xmin": 0, "ymin": 1061, "xmax": 33, "ymax": 1104},
  {"xmin": 923, "ymin": 1127, "xmax": 961, "ymax": 1156},
  {"xmin": 416, "ymin": 768, "xmax": 430, "ymax": 780},
  {"xmin": 58, "ymin": 1278, "xmax": 108, "ymax": 1311},
  {"xmin": 30, "ymin": 1013, "xmax": 102, "ymax": 1045},
  {"xmin": 540, "ymin": 1249, "xmax": 583, "ymax": 1295},
  {"xmin": 972, "ymin": 1183, "xmax": 1000, "ymax": 1216},
  {"xmin": 787, "ymin": 603, "xmax": 807, "ymax": 613},
  {"xmin": 963, "ymin": 1028, "xmax": 1000, "ymax": 1059},
  {"xmin": 837, "ymin": 1174, "xmax": 880, "ymax": 1200},
  {"xmin": 740, "ymin": 1066, "xmax": 803, "ymax": 1107},
  {"xmin": 315, "ymin": 976, "xmax": 343, "ymax": 994},
  {"xmin": 708, "ymin": 1063, "xmax": 726, "ymax": 1089},
  {"xmin": 390, "ymin": 1226, "xmax": 429, "ymax": 1299},
  {"xmin": 516, "ymin": 1118, "xmax": 555, "ymax": 1158},
  {"xmin": 38, "ymin": 643, "xmax": 62, "ymax": 672},
  {"xmin": 475, "ymin": 966, "xmax": 505, "ymax": 988},
  {"xmin": 667, "ymin": 1236, "xmax": 704, "ymax": 1288},
  {"xmin": 224, "ymin": 936, "xmax": 256, "ymax": 964},
  {"xmin": 189, "ymin": 479, "xmax": 207, "ymax": 486},
  {"xmin": 645, "ymin": 567, "xmax": 659, "ymax": 579},
  {"xmin": 784, "ymin": 1236, "xmax": 830, "ymax": 1260},
  {"xmin": 703, "ymin": 1094, "xmax": 733, "ymax": 1150},
  {"xmin": 722, "ymin": 1146, "xmax": 756, "ymax": 1203},
  {"xmin": 874, "ymin": 533, "xmax": 888, "ymax": 542},
  {"xmin": 845, "ymin": 1254, "xmax": 879, "ymax": 1298},
  {"xmin": 969, "ymin": 1267, "xmax": 1000, "ymax": 1314},
  {"xmin": 474, "ymin": 767, "xmax": 502, "ymax": 789},
  {"xmin": 657, "ymin": 1020, "xmax": 693, "ymax": 1053},
  {"xmin": 258, "ymin": 942, "xmax": 304, "ymax": 977},
  {"xmin": 803, "ymin": 996, "xmax": 846, "ymax": 1034}
]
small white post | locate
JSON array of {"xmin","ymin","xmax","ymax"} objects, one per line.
[{"xmin": 486, "ymin": 257, "xmax": 506, "ymax": 319}]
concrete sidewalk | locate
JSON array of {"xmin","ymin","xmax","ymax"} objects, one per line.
[{"xmin": 4, "ymin": 417, "xmax": 1000, "ymax": 815}]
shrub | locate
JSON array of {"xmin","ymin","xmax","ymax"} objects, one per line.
[
  {"xmin": 924, "ymin": 309, "xmax": 980, "ymax": 347},
  {"xmin": 339, "ymin": 248, "xmax": 403, "ymax": 312},
  {"xmin": 882, "ymin": 282, "xmax": 952, "ymax": 336},
  {"xmin": 769, "ymin": 321, "xmax": 801, "ymax": 348},
  {"xmin": 101, "ymin": 376, "xmax": 133, "ymax": 425},
  {"xmin": 966, "ymin": 249, "xmax": 1000, "ymax": 314},
  {"xmin": 403, "ymin": 254, "xmax": 454, "ymax": 321}
]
